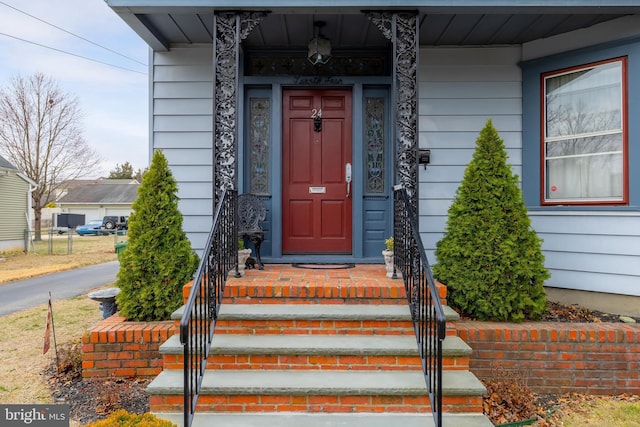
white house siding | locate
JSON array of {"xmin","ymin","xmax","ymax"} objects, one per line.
[
  {"xmin": 418, "ymin": 46, "xmax": 523, "ymax": 260},
  {"xmin": 152, "ymin": 45, "xmax": 214, "ymax": 252}
]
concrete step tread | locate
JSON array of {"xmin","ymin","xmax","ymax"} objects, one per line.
[
  {"xmin": 174, "ymin": 303, "xmax": 460, "ymax": 322},
  {"xmin": 148, "ymin": 369, "xmax": 486, "ymax": 396},
  {"xmin": 160, "ymin": 333, "xmax": 471, "ymax": 357},
  {"xmin": 155, "ymin": 412, "xmax": 495, "ymax": 427}
]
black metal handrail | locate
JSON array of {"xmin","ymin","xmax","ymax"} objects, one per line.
[
  {"xmin": 393, "ymin": 186, "xmax": 446, "ymax": 427},
  {"xmin": 179, "ymin": 188, "xmax": 237, "ymax": 427}
]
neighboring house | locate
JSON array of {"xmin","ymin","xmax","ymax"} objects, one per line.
[
  {"xmin": 54, "ymin": 178, "xmax": 138, "ymax": 201},
  {"xmin": 0, "ymin": 155, "xmax": 37, "ymax": 251},
  {"xmin": 55, "ymin": 179, "xmax": 139, "ymax": 221},
  {"xmin": 107, "ymin": 1, "xmax": 640, "ymax": 311}
]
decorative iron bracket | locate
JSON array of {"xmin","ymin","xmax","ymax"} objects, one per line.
[{"xmin": 366, "ymin": 11, "xmax": 419, "ymax": 211}]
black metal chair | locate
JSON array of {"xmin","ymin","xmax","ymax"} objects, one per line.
[{"xmin": 237, "ymin": 193, "xmax": 266, "ymax": 270}]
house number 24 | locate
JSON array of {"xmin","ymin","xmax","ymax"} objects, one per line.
[{"xmin": 311, "ymin": 108, "xmax": 322, "ymax": 118}]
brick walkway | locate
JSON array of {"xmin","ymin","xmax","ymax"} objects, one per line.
[
  {"xmin": 224, "ymin": 263, "xmax": 408, "ymax": 304},
  {"xmin": 235, "ymin": 263, "xmax": 394, "ymax": 283}
]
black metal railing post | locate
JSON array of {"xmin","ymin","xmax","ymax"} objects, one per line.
[
  {"xmin": 393, "ymin": 186, "xmax": 446, "ymax": 427},
  {"xmin": 179, "ymin": 188, "xmax": 237, "ymax": 427}
]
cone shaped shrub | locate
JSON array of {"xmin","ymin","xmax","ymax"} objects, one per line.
[
  {"xmin": 432, "ymin": 119, "xmax": 549, "ymax": 322},
  {"xmin": 116, "ymin": 150, "xmax": 199, "ymax": 321}
]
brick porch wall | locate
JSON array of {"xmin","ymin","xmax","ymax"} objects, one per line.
[
  {"xmin": 81, "ymin": 315, "xmax": 176, "ymax": 378},
  {"xmin": 81, "ymin": 283, "xmax": 640, "ymax": 398},
  {"xmin": 456, "ymin": 321, "xmax": 640, "ymax": 395}
]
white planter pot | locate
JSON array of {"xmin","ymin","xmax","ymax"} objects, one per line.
[{"xmin": 382, "ymin": 249, "xmax": 395, "ymax": 278}]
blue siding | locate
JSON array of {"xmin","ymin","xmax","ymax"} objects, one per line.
[
  {"xmin": 146, "ymin": 19, "xmax": 640, "ymax": 295},
  {"xmin": 152, "ymin": 45, "xmax": 214, "ymax": 253},
  {"xmin": 418, "ymin": 46, "xmax": 523, "ymax": 261},
  {"xmin": 530, "ymin": 211, "xmax": 640, "ymax": 295}
]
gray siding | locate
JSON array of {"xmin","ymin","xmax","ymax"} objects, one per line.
[
  {"xmin": 418, "ymin": 46, "xmax": 523, "ymax": 260},
  {"xmin": 0, "ymin": 174, "xmax": 29, "ymax": 243},
  {"xmin": 152, "ymin": 45, "xmax": 213, "ymax": 252}
]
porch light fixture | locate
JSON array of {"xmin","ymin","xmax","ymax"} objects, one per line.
[{"xmin": 308, "ymin": 21, "xmax": 331, "ymax": 66}]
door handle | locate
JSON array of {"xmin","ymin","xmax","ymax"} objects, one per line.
[{"xmin": 345, "ymin": 163, "xmax": 352, "ymax": 198}]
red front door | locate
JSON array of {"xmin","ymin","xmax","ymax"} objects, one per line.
[{"xmin": 282, "ymin": 89, "xmax": 353, "ymax": 253}]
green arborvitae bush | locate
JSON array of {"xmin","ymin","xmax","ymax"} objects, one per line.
[
  {"xmin": 432, "ymin": 119, "xmax": 549, "ymax": 322},
  {"xmin": 116, "ymin": 150, "xmax": 199, "ymax": 321}
]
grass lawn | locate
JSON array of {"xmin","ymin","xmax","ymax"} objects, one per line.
[
  {"xmin": 539, "ymin": 394, "xmax": 640, "ymax": 426},
  {"xmin": 0, "ymin": 293, "xmax": 102, "ymax": 405},
  {"xmin": 1, "ymin": 235, "xmax": 638, "ymax": 426},
  {"xmin": 0, "ymin": 234, "xmax": 123, "ymax": 284}
]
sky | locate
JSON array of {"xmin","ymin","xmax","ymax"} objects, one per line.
[{"xmin": 0, "ymin": 0, "xmax": 149, "ymax": 178}]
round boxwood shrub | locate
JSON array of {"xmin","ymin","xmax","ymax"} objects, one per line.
[{"xmin": 432, "ymin": 119, "xmax": 549, "ymax": 322}]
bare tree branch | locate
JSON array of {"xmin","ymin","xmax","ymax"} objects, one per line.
[{"xmin": 0, "ymin": 73, "xmax": 102, "ymax": 238}]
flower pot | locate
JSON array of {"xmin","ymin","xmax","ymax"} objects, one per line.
[{"xmin": 382, "ymin": 249, "xmax": 395, "ymax": 278}]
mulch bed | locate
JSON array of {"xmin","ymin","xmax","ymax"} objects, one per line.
[
  {"xmin": 45, "ymin": 363, "xmax": 150, "ymax": 426},
  {"xmin": 540, "ymin": 301, "xmax": 640, "ymax": 323}
]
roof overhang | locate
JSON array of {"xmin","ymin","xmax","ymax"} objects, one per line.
[{"xmin": 107, "ymin": 1, "xmax": 640, "ymax": 51}]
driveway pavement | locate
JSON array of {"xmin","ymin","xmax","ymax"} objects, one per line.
[{"xmin": 0, "ymin": 261, "xmax": 120, "ymax": 317}]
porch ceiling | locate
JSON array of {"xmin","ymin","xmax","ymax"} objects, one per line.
[{"xmin": 107, "ymin": 4, "xmax": 638, "ymax": 51}]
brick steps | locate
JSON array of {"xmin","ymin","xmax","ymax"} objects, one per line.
[
  {"xmin": 148, "ymin": 369, "xmax": 485, "ymax": 413},
  {"xmin": 160, "ymin": 333, "xmax": 471, "ymax": 371},
  {"xmin": 150, "ymin": 265, "xmax": 490, "ymax": 425},
  {"xmin": 158, "ymin": 412, "xmax": 494, "ymax": 427},
  {"xmin": 212, "ymin": 281, "xmax": 410, "ymax": 305},
  {"xmin": 173, "ymin": 303, "xmax": 461, "ymax": 336},
  {"xmin": 184, "ymin": 266, "xmax": 447, "ymax": 307}
]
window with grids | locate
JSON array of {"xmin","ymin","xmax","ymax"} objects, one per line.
[{"xmin": 542, "ymin": 58, "xmax": 627, "ymax": 205}]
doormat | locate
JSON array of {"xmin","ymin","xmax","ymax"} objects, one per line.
[{"xmin": 292, "ymin": 263, "xmax": 355, "ymax": 270}]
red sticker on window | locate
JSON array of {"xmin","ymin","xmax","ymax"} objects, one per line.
[{"xmin": 551, "ymin": 186, "xmax": 557, "ymax": 192}]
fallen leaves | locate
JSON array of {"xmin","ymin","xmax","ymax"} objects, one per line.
[
  {"xmin": 541, "ymin": 301, "xmax": 640, "ymax": 324},
  {"xmin": 483, "ymin": 384, "xmax": 640, "ymax": 427},
  {"xmin": 483, "ymin": 378, "xmax": 538, "ymax": 425}
]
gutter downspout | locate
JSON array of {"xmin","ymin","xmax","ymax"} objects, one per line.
[{"xmin": 18, "ymin": 172, "xmax": 38, "ymax": 231}]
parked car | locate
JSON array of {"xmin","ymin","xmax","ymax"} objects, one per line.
[
  {"xmin": 101, "ymin": 216, "xmax": 129, "ymax": 234},
  {"xmin": 75, "ymin": 220, "xmax": 104, "ymax": 236}
]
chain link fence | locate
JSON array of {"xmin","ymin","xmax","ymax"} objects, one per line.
[{"xmin": 23, "ymin": 229, "xmax": 126, "ymax": 255}]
